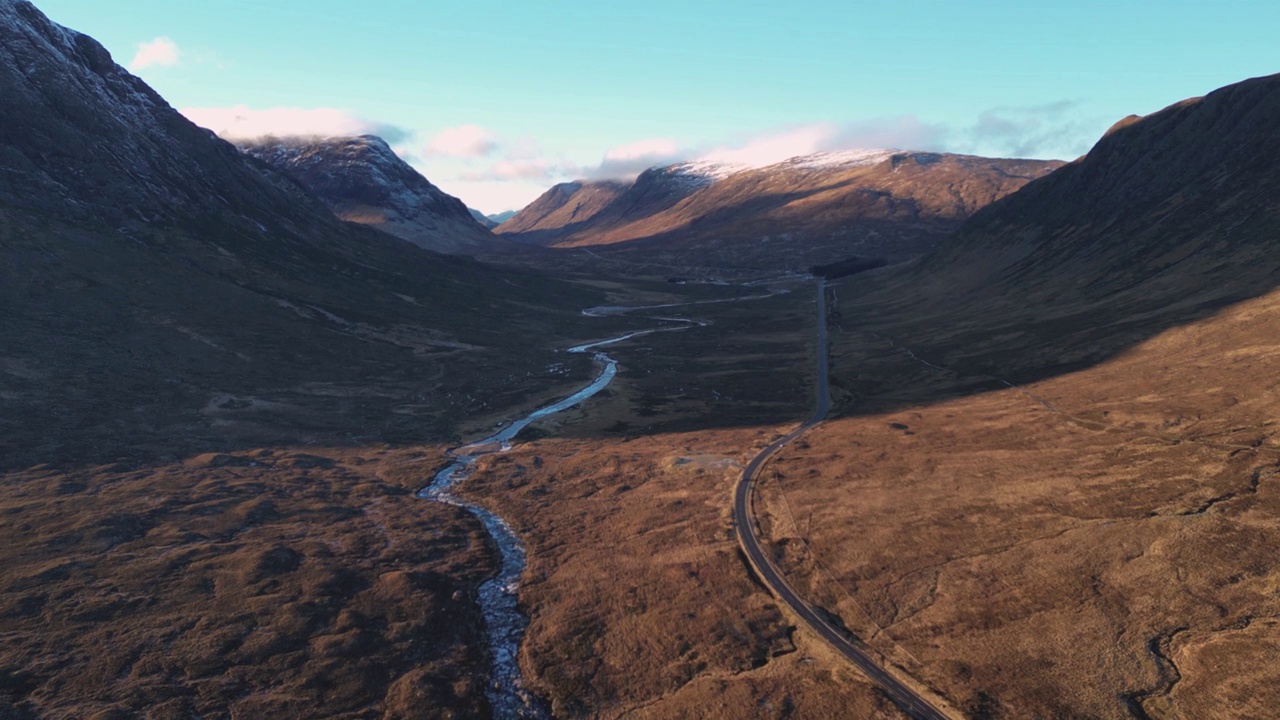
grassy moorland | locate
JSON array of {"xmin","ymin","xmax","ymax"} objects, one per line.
[
  {"xmin": 0, "ymin": 445, "xmax": 499, "ymax": 719},
  {"xmin": 743, "ymin": 76, "xmax": 1280, "ymax": 719},
  {"xmin": 0, "ymin": 274, "xmax": 809, "ymax": 719},
  {"xmin": 751, "ymin": 283, "xmax": 1280, "ymax": 719},
  {"xmin": 456, "ymin": 284, "xmax": 911, "ymax": 718}
]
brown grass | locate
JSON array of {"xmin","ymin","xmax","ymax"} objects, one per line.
[
  {"xmin": 0, "ymin": 447, "xmax": 498, "ymax": 719},
  {"xmin": 751, "ymin": 286, "xmax": 1280, "ymax": 719},
  {"xmin": 464, "ymin": 430, "xmax": 906, "ymax": 719}
]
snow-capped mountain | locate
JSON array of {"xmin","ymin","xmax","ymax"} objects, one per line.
[
  {"xmin": 497, "ymin": 150, "xmax": 1063, "ymax": 270},
  {"xmin": 240, "ymin": 135, "xmax": 509, "ymax": 255}
]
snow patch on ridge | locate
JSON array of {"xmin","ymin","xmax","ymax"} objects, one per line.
[
  {"xmin": 771, "ymin": 149, "xmax": 897, "ymax": 171},
  {"xmin": 668, "ymin": 159, "xmax": 752, "ymax": 181},
  {"xmin": 660, "ymin": 149, "xmax": 897, "ymax": 186}
]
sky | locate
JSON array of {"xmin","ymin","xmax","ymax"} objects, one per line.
[{"xmin": 36, "ymin": 0, "xmax": 1280, "ymax": 213}]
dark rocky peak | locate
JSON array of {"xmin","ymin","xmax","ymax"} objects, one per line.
[
  {"xmin": 239, "ymin": 135, "xmax": 469, "ymax": 222},
  {"xmin": 0, "ymin": 0, "xmax": 322, "ymax": 233},
  {"xmin": 238, "ymin": 134, "xmax": 510, "ymax": 254}
]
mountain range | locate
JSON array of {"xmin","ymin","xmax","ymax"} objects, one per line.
[{"xmin": 497, "ymin": 151, "xmax": 1063, "ymax": 271}]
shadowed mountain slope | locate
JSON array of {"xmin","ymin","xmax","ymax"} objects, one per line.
[
  {"xmin": 831, "ymin": 72, "xmax": 1280, "ymax": 397},
  {"xmin": 469, "ymin": 207, "xmax": 499, "ymax": 228},
  {"xmin": 0, "ymin": 3, "xmax": 625, "ymax": 717},
  {"xmin": 239, "ymin": 135, "xmax": 511, "ymax": 255},
  {"xmin": 0, "ymin": 0, "xmax": 600, "ymax": 469},
  {"xmin": 498, "ymin": 152, "xmax": 1062, "ymax": 272}
]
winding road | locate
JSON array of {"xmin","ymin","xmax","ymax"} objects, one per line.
[{"xmin": 731, "ymin": 281, "xmax": 954, "ymax": 720}]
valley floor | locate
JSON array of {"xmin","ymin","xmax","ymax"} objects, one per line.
[
  {"xmin": 5, "ymin": 272, "xmax": 1280, "ymax": 719},
  {"xmin": 466, "ymin": 277, "xmax": 1280, "ymax": 719}
]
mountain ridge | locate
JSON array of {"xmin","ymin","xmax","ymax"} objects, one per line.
[
  {"xmin": 498, "ymin": 150, "xmax": 1063, "ymax": 271},
  {"xmin": 832, "ymin": 71, "xmax": 1280, "ymax": 395},
  {"xmin": 239, "ymin": 134, "xmax": 510, "ymax": 255}
]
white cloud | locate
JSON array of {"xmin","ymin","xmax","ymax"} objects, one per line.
[
  {"xmin": 452, "ymin": 135, "xmax": 582, "ymax": 183},
  {"xmin": 698, "ymin": 124, "xmax": 838, "ymax": 167},
  {"xmin": 129, "ymin": 37, "xmax": 180, "ymax": 71},
  {"xmin": 964, "ymin": 101, "xmax": 1088, "ymax": 158},
  {"xmin": 180, "ymin": 105, "xmax": 410, "ymax": 142},
  {"xmin": 432, "ymin": 178, "xmax": 552, "ymax": 216},
  {"xmin": 582, "ymin": 137, "xmax": 685, "ymax": 180},
  {"xmin": 461, "ymin": 158, "xmax": 578, "ymax": 182},
  {"xmin": 603, "ymin": 138, "xmax": 681, "ymax": 162},
  {"xmin": 485, "ymin": 160, "xmax": 554, "ymax": 180},
  {"xmin": 829, "ymin": 116, "xmax": 948, "ymax": 153},
  {"xmin": 579, "ymin": 120, "xmax": 946, "ymax": 181},
  {"xmin": 425, "ymin": 125, "xmax": 500, "ymax": 158}
]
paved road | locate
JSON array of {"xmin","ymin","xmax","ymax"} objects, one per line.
[{"xmin": 731, "ymin": 281, "xmax": 953, "ymax": 720}]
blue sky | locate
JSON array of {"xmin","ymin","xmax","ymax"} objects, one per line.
[{"xmin": 37, "ymin": 0, "xmax": 1280, "ymax": 212}]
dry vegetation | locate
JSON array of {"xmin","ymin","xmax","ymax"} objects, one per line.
[
  {"xmin": 0, "ymin": 278, "xmax": 830, "ymax": 720},
  {"xmin": 466, "ymin": 430, "xmax": 906, "ymax": 719},
  {"xmin": 444, "ymin": 264, "xmax": 1280, "ymax": 718},
  {"xmin": 749, "ymin": 285, "xmax": 1280, "ymax": 719},
  {"xmin": 8, "ymin": 17, "xmax": 1279, "ymax": 718},
  {"xmin": 0, "ymin": 446, "xmax": 506, "ymax": 719}
]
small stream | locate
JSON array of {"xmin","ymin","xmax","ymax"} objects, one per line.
[{"xmin": 416, "ymin": 319, "xmax": 698, "ymax": 718}]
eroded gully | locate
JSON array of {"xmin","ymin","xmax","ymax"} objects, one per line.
[{"xmin": 415, "ymin": 285, "xmax": 791, "ymax": 718}]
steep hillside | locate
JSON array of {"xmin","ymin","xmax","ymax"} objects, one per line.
[
  {"xmin": 239, "ymin": 135, "xmax": 509, "ymax": 255},
  {"xmin": 498, "ymin": 151, "xmax": 1062, "ymax": 271},
  {"xmin": 496, "ymin": 179, "xmax": 629, "ymax": 244},
  {"xmin": 755, "ymin": 73, "xmax": 1280, "ymax": 720},
  {"xmin": 836, "ymin": 72, "xmax": 1280, "ymax": 387},
  {"xmin": 0, "ymin": 0, "xmax": 599, "ymax": 469}
]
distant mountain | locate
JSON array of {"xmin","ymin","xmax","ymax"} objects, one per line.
[
  {"xmin": 466, "ymin": 209, "xmax": 518, "ymax": 229},
  {"xmin": 495, "ymin": 179, "xmax": 630, "ymax": 242},
  {"xmin": 469, "ymin": 208, "xmax": 499, "ymax": 228},
  {"xmin": 497, "ymin": 151, "xmax": 1062, "ymax": 271},
  {"xmin": 239, "ymin": 135, "xmax": 510, "ymax": 255},
  {"xmin": 0, "ymin": 0, "xmax": 596, "ymax": 469}
]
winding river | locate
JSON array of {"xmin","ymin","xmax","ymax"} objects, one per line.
[{"xmin": 415, "ymin": 284, "xmax": 793, "ymax": 718}]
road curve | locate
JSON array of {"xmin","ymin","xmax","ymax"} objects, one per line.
[{"xmin": 731, "ymin": 281, "xmax": 954, "ymax": 720}]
